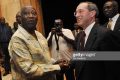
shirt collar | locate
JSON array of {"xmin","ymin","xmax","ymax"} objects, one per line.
[
  {"xmin": 84, "ymin": 21, "xmax": 95, "ymax": 37},
  {"xmin": 18, "ymin": 25, "xmax": 37, "ymax": 40},
  {"xmin": 110, "ymin": 14, "xmax": 119, "ymax": 22}
]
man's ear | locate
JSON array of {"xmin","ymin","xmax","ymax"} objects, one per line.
[{"xmin": 90, "ymin": 10, "xmax": 96, "ymax": 17}]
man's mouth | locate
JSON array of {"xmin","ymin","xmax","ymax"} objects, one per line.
[
  {"xmin": 27, "ymin": 20, "xmax": 35, "ymax": 24},
  {"xmin": 105, "ymin": 11, "xmax": 111, "ymax": 14},
  {"xmin": 77, "ymin": 18, "xmax": 81, "ymax": 22}
]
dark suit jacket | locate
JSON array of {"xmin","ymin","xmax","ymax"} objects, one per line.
[
  {"xmin": 102, "ymin": 15, "xmax": 120, "ymax": 80},
  {"xmin": 104, "ymin": 15, "xmax": 120, "ymax": 31},
  {"xmin": 97, "ymin": 31, "xmax": 120, "ymax": 80},
  {"xmin": 98, "ymin": 30, "xmax": 120, "ymax": 51},
  {"xmin": 73, "ymin": 23, "xmax": 108, "ymax": 80}
]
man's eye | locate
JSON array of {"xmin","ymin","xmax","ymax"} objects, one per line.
[
  {"xmin": 23, "ymin": 12, "xmax": 28, "ymax": 15},
  {"xmin": 31, "ymin": 11, "xmax": 37, "ymax": 15},
  {"xmin": 32, "ymin": 13, "xmax": 36, "ymax": 15}
]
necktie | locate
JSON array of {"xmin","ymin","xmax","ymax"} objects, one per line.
[
  {"xmin": 107, "ymin": 19, "xmax": 112, "ymax": 30},
  {"xmin": 79, "ymin": 30, "xmax": 86, "ymax": 51},
  {"xmin": 54, "ymin": 34, "xmax": 59, "ymax": 50}
]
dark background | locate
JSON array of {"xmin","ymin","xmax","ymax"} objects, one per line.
[{"xmin": 40, "ymin": 0, "xmax": 120, "ymax": 37}]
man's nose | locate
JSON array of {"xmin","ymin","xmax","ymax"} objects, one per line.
[
  {"xmin": 28, "ymin": 13, "xmax": 34, "ymax": 17},
  {"xmin": 104, "ymin": 8, "xmax": 109, "ymax": 11},
  {"xmin": 75, "ymin": 12, "xmax": 80, "ymax": 18}
]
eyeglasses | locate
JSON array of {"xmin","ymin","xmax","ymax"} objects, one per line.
[{"xmin": 74, "ymin": 9, "xmax": 85, "ymax": 16}]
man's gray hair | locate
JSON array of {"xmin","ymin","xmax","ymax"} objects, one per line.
[{"xmin": 81, "ymin": 1, "xmax": 99, "ymax": 17}]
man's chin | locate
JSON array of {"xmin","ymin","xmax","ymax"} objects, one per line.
[
  {"xmin": 77, "ymin": 23, "xmax": 82, "ymax": 26},
  {"xmin": 27, "ymin": 25, "xmax": 36, "ymax": 30},
  {"xmin": 105, "ymin": 13, "xmax": 113, "ymax": 18}
]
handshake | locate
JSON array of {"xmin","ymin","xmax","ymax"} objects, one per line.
[{"xmin": 54, "ymin": 59, "xmax": 70, "ymax": 71}]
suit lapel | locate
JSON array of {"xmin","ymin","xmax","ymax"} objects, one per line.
[
  {"xmin": 114, "ymin": 15, "xmax": 120, "ymax": 31},
  {"xmin": 84, "ymin": 24, "xmax": 97, "ymax": 50}
]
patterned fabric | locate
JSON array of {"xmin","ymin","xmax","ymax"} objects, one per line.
[{"xmin": 8, "ymin": 26, "xmax": 60, "ymax": 80}]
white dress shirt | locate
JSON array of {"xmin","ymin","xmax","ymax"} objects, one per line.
[
  {"xmin": 47, "ymin": 28, "xmax": 75, "ymax": 61},
  {"xmin": 84, "ymin": 22, "xmax": 95, "ymax": 46},
  {"xmin": 109, "ymin": 14, "xmax": 119, "ymax": 30}
]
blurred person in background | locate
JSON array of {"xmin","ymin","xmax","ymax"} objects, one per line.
[
  {"xmin": 47, "ymin": 19, "xmax": 75, "ymax": 80},
  {"xmin": 12, "ymin": 11, "xmax": 21, "ymax": 33},
  {"xmin": 0, "ymin": 17, "xmax": 12, "ymax": 76}
]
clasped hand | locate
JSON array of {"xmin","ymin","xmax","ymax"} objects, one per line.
[{"xmin": 54, "ymin": 59, "xmax": 69, "ymax": 69}]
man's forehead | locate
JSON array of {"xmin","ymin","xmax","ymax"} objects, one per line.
[
  {"xmin": 104, "ymin": 2, "xmax": 112, "ymax": 6},
  {"xmin": 22, "ymin": 6, "xmax": 35, "ymax": 12},
  {"xmin": 24, "ymin": 7, "xmax": 34, "ymax": 11},
  {"xmin": 76, "ymin": 3, "xmax": 88, "ymax": 11}
]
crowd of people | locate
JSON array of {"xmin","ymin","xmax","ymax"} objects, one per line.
[{"xmin": 0, "ymin": 0, "xmax": 120, "ymax": 80}]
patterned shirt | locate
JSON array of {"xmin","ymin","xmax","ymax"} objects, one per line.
[{"xmin": 8, "ymin": 26, "xmax": 60, "ymax": 80}]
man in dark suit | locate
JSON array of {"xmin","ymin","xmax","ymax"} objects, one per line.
[
  {"xmin": 60, "ymin": 1, "xmax": 108, "ymax": 80},
  {"xmin": 103, "ymin": 0, "xmax": 120, "ymax": 31},
  {"xmin": 98, "ymin": 29, "xmax": 120, "ymax": 80},
  {"xmin": 99, "ymin": 1, "xmax": 120, "ymax": 80}
]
